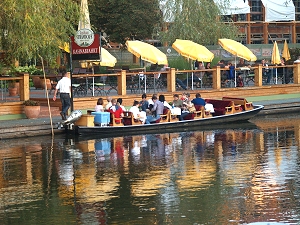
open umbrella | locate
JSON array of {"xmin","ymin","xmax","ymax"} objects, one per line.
[
  {"xmin": 282, "ymin": 40, "xmax": 291, "ymax": 61},
  {"xmin": 126, "ymin": 40, "xmax": 168, "ymax": 65},
  {"xmin": 218, "ymin": 38, "xmax": 257, "ymax": 62},
  {"xmin": 172, "ymin": 39, "xmax": 214, "ymax": 62},
  {"xmin": 172, "ymin": 39, "xmax": 214, "ymax": 89},
  {"xmin": 218, "ymin": 38, "xmax": 257, "ymax": 87},
  {"xmin": 271, "ymin": 41, "xmax": 281, "ymax": 84}
]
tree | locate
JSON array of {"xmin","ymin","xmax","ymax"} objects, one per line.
[
  {"xmin": 160, "ymin": 0, "xmax": 240, "ymax": 45},
  {"xmin": 89, "ymin": 0, "xmax": 161, "ymax": 44},
  {"xmin": 0, "ymin": 0, "xmax": 80, "ymax": 66}
]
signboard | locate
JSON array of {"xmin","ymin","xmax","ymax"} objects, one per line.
[{"xmin": 71, "ymin": 29, "xmax": 100, "ymax": 60}]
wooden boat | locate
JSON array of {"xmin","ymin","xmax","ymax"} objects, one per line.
[{"xmin": 73, "ymin": 99, "xmax": 264, "ymax": 137}]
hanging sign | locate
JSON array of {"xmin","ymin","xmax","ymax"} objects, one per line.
[{"xmin": 71, "ymin": 29, "xmax": 100, "ymax": 60}]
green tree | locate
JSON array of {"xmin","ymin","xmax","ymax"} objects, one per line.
[
  {"xmin": 89, "ymin": 0, "xmax": 161, "ymax": 44},
  {"xmin": 160, "ymin": 0, "xmax": 240, "ymax": 45},
  {"xmin": 0, "ymin": 0, "xmax": 80, "ymax": 66}
]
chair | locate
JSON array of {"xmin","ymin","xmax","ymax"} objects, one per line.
[
  {"xmin": 123, "ymin": 112, "xmax": 142, "ymax": 125},
  {"xmin": 94, "ymin": 76, "xmax": 107, "ymax": 96},
  {"xmin": 109, "ymin": 113, "xmax": 123, "ymax": 126},
  {"xmin": 159, "ymin": 108, "xmax": 170, "ymax": 123},
  {"xmin": 194, "ymin": 105, "xmax": 204, "ymax": 119}
]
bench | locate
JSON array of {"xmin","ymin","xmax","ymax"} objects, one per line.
[
  {"xmin": 222, "ymin": 97, "xmax": 253, "ymax": 111},
  {"xmin": 205, "ymin": 99, "xmax": 234, "ymax": 116}
]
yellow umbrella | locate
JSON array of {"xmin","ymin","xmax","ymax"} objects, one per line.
[
  {"xmin": 59, "ymin": 42, "xmax": 70, "ymax": 53},
  {"xmin": 87, "ymin": 48, "xmax": 117, "ymax": 67},
  {"xmin": 271, "ymin": 41, "xmax": 280, "ymax": 65},
  {"xmin": 126, "ymin": 40, "xmax": 168, "ymax": 65},
  {"xmin": 218, "ymin": 38, "xmax": 257, "ymax": 61},
  {"xmin": 172, "ymin": 39, "xmax": 214, "ymax": 62},
  {"xmin": 282, "ymin": 40, "xmax": 291, "ymax": 61}
]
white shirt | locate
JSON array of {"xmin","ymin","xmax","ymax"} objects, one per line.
[
  {"xmin": 95, "ymin": 105, "xmax": 104, "ymax": 112},
  {"xmin": 105, "ymin": 102, "xmax": 112, "ymax": 110},
  {"xmin": 205, "ymin": 103, "xmax": 215, "ymax": 113},
  {"xmin": 163, "ymin": 101, "xmax": 172, "ymax": 110},
  {"xmin": 129, "ymin": 105, "xmax": 140, "ymax": 119},
  {"xmin": 56, "ymin": 77, "xmax": 71, "ymax": 93}
]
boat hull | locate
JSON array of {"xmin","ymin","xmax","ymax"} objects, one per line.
[{"xmin": 75, "ymin": 105, "xmax": 264, "ymax": 137}]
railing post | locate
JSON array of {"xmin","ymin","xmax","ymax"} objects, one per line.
[
  {"xmin": 254, "ymin": 64, "xmax": 263, "ymax": 86},
  {"xmin": 167, "ymin": 68, "xmax": 176, "ymax": 92},
  {"xmin": 118, "ymin": 70, "xmax": 127, "ymax": 95},
  {"xmin": 293, "ymin": 62, "xmax": 300, "ymax": 84},
  {"xmin": 19, "ymin": 73, "xmax": 30, "ymax": 101},
  {"xmin": 213, "ymin": 66, "xmax": 221, "ymax": 89}
]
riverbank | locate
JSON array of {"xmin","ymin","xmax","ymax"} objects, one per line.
[{"xmin": 0, "ymin": 93, "xmax": 299, "ymax": 140}]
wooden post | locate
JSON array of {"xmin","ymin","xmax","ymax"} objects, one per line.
[
  {"xmin": 213, "ymin": 66, "xmax": 221, "ymax": 89},
  {"xmin": 167, "ymin": 68, "xmax": 176, "ymax": 92},
  {"xmin": 254, "ymin": 64, "xmax": 263, "ymax": 87},
  {"xmin": 118, "ymin": 70, "xmax": 127, "ymax": 95},
  {"xmin": 19, "ymin": 73, "xmax": 30, "ymax": 101},
  {"xmin": 293, "ymin": 62, "xmax": 300, "ymax": 84}
]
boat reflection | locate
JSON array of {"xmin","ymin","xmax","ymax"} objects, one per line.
[{"xmin": 2, "ymin": 113, "xmax": 300, "ymax": 224}]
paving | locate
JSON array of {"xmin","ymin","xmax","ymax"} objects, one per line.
[{"xmin": 0, "ymin": 93, "xmax": 299, "ymax": 140}]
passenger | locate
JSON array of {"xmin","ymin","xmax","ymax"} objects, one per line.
[
  {"xmin": 129, "ymin": 100, "xmax": 146, "ymax": 124},
  {"xmin": 140, "ymin": 93, "xmax": 149, "ymax": 112},
  {"xmin": 108, "ymin": 98, "xmax": 124, "ymax": 118},
  {"xmin": 262, "ymin": 59, "xmax": 272, "ymax": 84},
  {"xmin": 173, "ymin": 94, "xmax": 183, "ymax": 108},
  {"xmin": 95, "ymin": 97, "xmax": 104, "ymax": 112},
  {"xmin": 205, "ymin": 62, "xmax": 212, "ymax": 79},
  {"xmin": 148, "ymin": 94, "xmax": 156, "ymax": 110},
  {"xmin": 179, "ymin": 93, "xmax": 194, "ymax": 121},
  {"xmin": 145, "ymin": 95, "xmax": 164, "ymax": 124},
  {"xmin": 117, "ymin": 97, "xmax": 126, "ymax": 111},
  {"xmin": 159, "ymin": 94, "xmax": 172, "ymax": 110},
  {"xmin": 105, "ymin": 96, "xmax": 112, "ymax": 110},
  {"xmin": 191, "ymin": 93, "xmax": 206, "ymax": 106}
]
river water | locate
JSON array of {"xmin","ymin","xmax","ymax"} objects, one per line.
[{"xmin": 1, "ymin": 113, "xmax": 300, "ymax": 225}]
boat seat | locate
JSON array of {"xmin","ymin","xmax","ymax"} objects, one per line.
[
  {"xmin": 194, "ymin": 105, "xmax": 204, "ymax": 119},
  {"xmin": 123, "ymin": 111, "xmax": 142, "ymax": 125},
  {"xmin": 205, "ymin": 99, "xmax": 234, "ymax": 116},
  {"xmin": 109, "ymin": 113, "xmax": 123, "ymax": 126},
  {"xmin": 159, "ymin": 108, "xmax": 170, "ymax": 123},
  {"xmin": 222, "ymin": 97, "xmax": 253, "ymax": 111}
]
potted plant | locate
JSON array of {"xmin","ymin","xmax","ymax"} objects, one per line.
[{"xmin": 23, "ymin": 99, "xmax": 40, "ymax": 119}]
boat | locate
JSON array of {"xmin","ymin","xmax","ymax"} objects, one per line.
[{"xmin": 72, "ymin": 103, "xmax": 264, "ymax": 137}]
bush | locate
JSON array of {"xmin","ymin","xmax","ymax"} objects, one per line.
[{"xmin": 23, "ymin": 100, "xmax": 40, "ymax": 106}]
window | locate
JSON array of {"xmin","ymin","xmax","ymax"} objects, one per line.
[{"xmin": 251, "ymin": 0, "xmax": 262, "ymax": 12}]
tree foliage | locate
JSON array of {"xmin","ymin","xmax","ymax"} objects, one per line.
[
  {"xmin": 89, "ymin": 0, "xmax": 161, "ymax": 44},
  {"xmin": 160, "ymin": 0, "xmax": 240, "ymax": 45},
  {"xmin": 0, "ymin": 0, "xmax": 80, "ymax": 66}
]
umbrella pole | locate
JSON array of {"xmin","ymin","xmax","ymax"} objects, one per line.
[
  {"xmin": 276, "ymin": 68, "xmax": 278, "ymax": 84},
  {"xmin": 191, "ymin": 60, "xmax": 194, "ymax": 90},
  {"xmin": 235, "ymin": 57, "xmax": 237, "ymax": 87}
]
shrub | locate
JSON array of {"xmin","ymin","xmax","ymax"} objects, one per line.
[{"xmin": 23, "ymin": 100, "xmax": 40, "ymax": 106}]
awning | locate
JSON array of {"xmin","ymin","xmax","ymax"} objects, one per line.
[
  {"xmin": 214, "ymin": 0, "xmax": 250, "ymax": 15},
  {"xmin": 261, "ymin": 0, "xmax": 295, "ymax": 22}
]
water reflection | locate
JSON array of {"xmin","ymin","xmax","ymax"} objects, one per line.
[{"xmin": 1, "ymin": 114, "xmax": 300, "ymax": 224}]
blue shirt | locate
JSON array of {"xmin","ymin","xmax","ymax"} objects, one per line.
[{"xmin": 191, "ymin": 97, "xmax": 206, "ymax": 106}]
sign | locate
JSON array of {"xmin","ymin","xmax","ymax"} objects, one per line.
[
  {"xmin": 74, "ymin": 28, "xmax": 94, "ymax": 47},
  {"xmin": 71, "ymin": 31, "xmax": 100, "ymax": 60}
]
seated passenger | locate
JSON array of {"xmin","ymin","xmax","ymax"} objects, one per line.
[
  {"xmin": 179, "ymin": 93, "xmax": 194, "ymax": 121},
  {"xmin": 191, "ymin": 93, "xmax": 205, "ymax": 107},
  {"xmin": 129, "ymin": 100, "xmax": 146, "ymax": 124},
  {"xmin": 145, "ymin": 95, "xmax": 164, "ymax": 124},
  {"xmin": 108, "ymin": 98, "xmax": 124, "ymax": 119},
  {"xmin": 140, "ymin": 93, "xmax": 149, "ymax": 112},
  {"xmin": 117, "ymin": 97, "xmax": 126, "ymax": 111},
  {"xmin": 173, "ymin": 94, "xmax": 183, "ymax": 108},
  {"xmin": 95, "ymin": 97, "xmax": 104, "ymax": 112},
  {"xmin": 105, "ymin": 96, "xmax": 112, "ymax": 110},
  {"xmin": 159, "ymin": 94, "xmax": 172, "ymax": 110}
]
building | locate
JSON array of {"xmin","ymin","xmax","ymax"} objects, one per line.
[{"xmin": 218, "ymin": 0, "xmax": 300, "ymax": 44}]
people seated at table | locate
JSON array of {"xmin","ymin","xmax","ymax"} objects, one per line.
[
  {"xmin": 108, "ymin": 98, "xmax": 124, "ymax": 118},
  {"xmin": 129, "ymin": 100, "xmax": 146, "ymax": 124},
  {"xmin": 117, "ymin": 98, "xmax": 126, "ymax": 111},
  {"xmin": 159, "ymin": 94, "xmax": 172, "ymax": 110},
  {"xmin": 191, "ymin": 93, "xmax": 206, "ymax": 106},
  {"xmin": 140, "ymin": 93, "xmax": 149, "ymax": 112},
  {"xmin": 95, "ymin": 97, "xmax": 104, "ymax": 112},
  {"xmin": 145, "ymin": 95, "xmax": 164, "ymax": 124},
  {"xmin": 105, "ymin": 96, "xmax": 112, "ymax": 110}
]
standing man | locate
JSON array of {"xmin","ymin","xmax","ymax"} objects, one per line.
[{"xmin": 53, "ymin": 70, "xmax": 71, "ymax": 120}]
